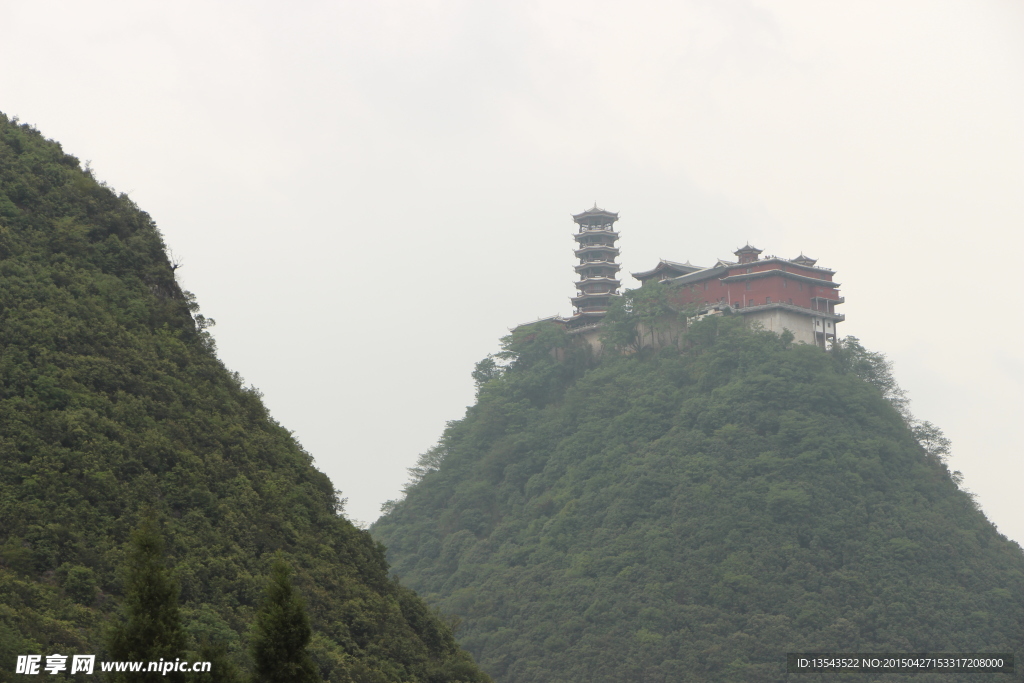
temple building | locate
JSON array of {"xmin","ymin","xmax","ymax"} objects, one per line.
[
  {"xmin": 567, "ymin": 206, "xmax": 622, "ymax": 329},
  {"xmin": 627, "ymin": 259, "xmax": 703, "ymax": 282},
  {"xmin": 633, "ymin": 245, "xmax": 844, "ymax": 348},
  {"xmin": 513, "ymin": 207, "xmax": 844, "ymax": 351}
]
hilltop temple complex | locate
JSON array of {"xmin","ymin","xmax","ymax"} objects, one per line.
[{"xmin": 522, "ymin": 206, "xmax": 844, "ymax": 349}]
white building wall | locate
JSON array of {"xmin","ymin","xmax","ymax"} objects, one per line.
[
  {"xmin": 743, "ymin": 309, "xmax": 820, "ymax": 346},
  {"xmin": 582, "ymin": 307, "xmax": 837, "ymax": 354}
]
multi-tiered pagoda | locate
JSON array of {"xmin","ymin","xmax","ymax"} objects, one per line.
[{"xmin": 569, "ymin": 206, "xmax": 621, "ymax": 326}]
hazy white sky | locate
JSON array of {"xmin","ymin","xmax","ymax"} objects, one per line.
[{"xmin": 2, "ymin": 0, "xmax": 1021, "ymax": 543}]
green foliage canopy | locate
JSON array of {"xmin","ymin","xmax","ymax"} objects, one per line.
[
  {"xmin": 0, "ymin": 113, "xmax": 489, "ymax": 683},
  {"xmin": 374, "ymin": 317, "xmax": 1024, "ymax": 682}
]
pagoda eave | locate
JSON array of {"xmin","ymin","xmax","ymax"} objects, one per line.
[
  {"xmin": 576, "ymin": 277, "xmax": 621, "ymax": 286},
  {"xmin": 573, "ymin": 230, "xmax": 619, "ymax": 241},
  {"xmin": 574, "ymin": 261, "xmax": 619, "ymax": 272},
  {"xmin": 570, "ymin": 296, "xmax": 617, "ymax": 306},
  {"xmin": 573, "ymin": 246, "xmax": 620, "ymax": 257}
]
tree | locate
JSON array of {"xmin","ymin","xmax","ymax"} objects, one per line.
[
  {"xmin": 250, "ymin": 557, "xmax": 321, "ymax": 683},
  {"xmin": 497, "ymin": 321, "xmax": 569, "ymax": 369},
  {"xmin": 911, "ymin": 419, "xmax": 952, "ymax": 462},
  {"xmin": 833, "ymin": 337, "xmax": 955, "ymax": 463},
  {"xmin": 193, "ymin": 640, "xmax": 245, "ymax": 683},
  {"xmin": 471, "ymin": 355, "xmax": 503, "ymax": 392},
  {"xmin": 831, "ymin": 335, "xmax": 909, "ymax": 418},
  {"xmin": 600, "ymin": 281, "xmax": 679, "ymax": 352},
  {"xmin": 406, "ymin": 442, "xmax": 448, "ymax": 488},
  {"xmin": 106, "ymin": 515, "xmax": 188, "ymax": 682}
]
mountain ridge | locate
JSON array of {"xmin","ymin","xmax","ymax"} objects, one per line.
[
  {"xmin": 0, "ymin": 113, "xmax": 490, "ymax": 683},
  {"xmin": 373, "ymin": 316, "xmax": 1024, "ymax": 682}
]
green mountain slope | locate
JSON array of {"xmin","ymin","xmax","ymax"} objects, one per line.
[
  {"xmin": 0, "ymin": 114, "xmax": 489, "ymax": 683},
  {"xmin": 372, "ymin": 317, "xmax": 1024, "ymax": 682}
]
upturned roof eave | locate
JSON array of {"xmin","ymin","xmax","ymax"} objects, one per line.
[
  {"xmin": 755, "ymin": 256, "xmax": 834, "ymax": 274},
  {"xmin": 573, "ymin": 229, "xmax": 619, "ymax": 240},
  {"xmin": 663, "ymin": 266, "xmax": 730, "ymax": 286},
  {"xmin": 574, "ymin": 246, "xmax": 620, "ymax": 256},
  {"xmin": 572, "ymin": 206, "xmax": 619, "ymax": 221},
  {"xmin": 631, "ymin": 259, "xmax": 706, "ymax": 279},
  {"xmin": 720, "ymin": 269, "xmax": 840, "ymax": 288}
]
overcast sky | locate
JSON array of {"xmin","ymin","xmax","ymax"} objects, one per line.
[{"xmin": 2, "ymin": 0, "xmax": 1022, "ymax": 544}]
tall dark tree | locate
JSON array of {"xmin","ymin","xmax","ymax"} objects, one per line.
[
  {"xmin": 106, "ymin": 515, "xmax": 188, "ymax": 682},
  {"xmin": 250, "ymin": 557, "xmax": 321, "ymax": 683},
  {"xmin": 193, "ymin": 640, "xmax": 245, "ymax": 683}
]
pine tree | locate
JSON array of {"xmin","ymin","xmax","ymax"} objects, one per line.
[
  {"xmin": 106, "ymin": 514, "xmax": 188, "ymax": 682},
  {"xmin": 250, "ymin": 557, "xmax": 321, "ymax": 683},
  {"xmin": 193, "ymin": 640, "xmax": 245, "ymax": 683}
]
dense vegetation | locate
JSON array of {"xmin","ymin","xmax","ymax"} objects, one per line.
[
  {"xmin": 0, "ymin": 113, "xmax": 490, "ymax": 683},
  {"xmin": 373, "ymin": 312, "xmax": 1024, "ymax": 682}
]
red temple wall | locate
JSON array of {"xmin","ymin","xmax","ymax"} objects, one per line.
[{"xmin": 667, "ymin": 272, "xmax": 840, "ymax": 311}]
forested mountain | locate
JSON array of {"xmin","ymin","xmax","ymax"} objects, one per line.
[
  {"xmin": 372, "ymin": 313, "xmax": 1024, "ymax": 682},
  {"xmin": 0, "ymin": 114, "xmax": 489, "ymax": 682}
]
